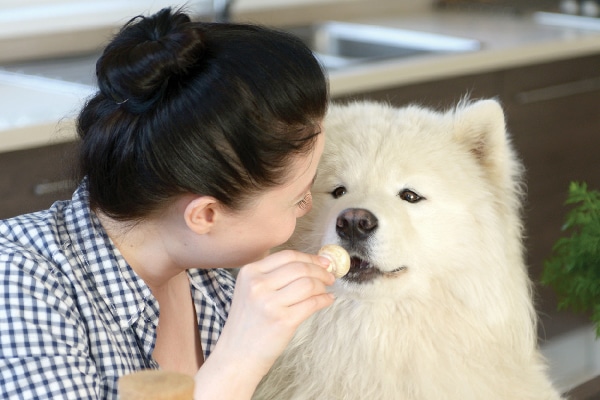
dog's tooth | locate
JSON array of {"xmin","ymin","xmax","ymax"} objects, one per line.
[{"xmin": 318, "ymin": 244, "xmax": 351, "ymax": 278}]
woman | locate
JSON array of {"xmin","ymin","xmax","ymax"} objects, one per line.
[{"xmin": 0, "ymin": 7, "xmax": 334, "ymax": 399}]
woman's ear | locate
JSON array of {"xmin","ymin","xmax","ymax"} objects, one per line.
[{"xmin": 183, "ymin": 196, "xmax": 219, "ymax": 235}]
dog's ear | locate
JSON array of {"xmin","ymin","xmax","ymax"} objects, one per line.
[
  {"xmin": 452, "ymin": 99, "xmax": 520, "ymax": 186},
  {"xmin": 452, "ymin": 99, "xmax": 507, "ymax": 162}
]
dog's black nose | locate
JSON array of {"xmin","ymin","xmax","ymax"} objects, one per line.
[{"xmin": 336, "ymin": 208, "xmax": 378, "ymax": 241}]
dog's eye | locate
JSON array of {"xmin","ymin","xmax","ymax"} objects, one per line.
[
  {"xmin": 398, "ymin": 189, "xmax": 424, "ymax": 203},
  {"xmin": 332, "ymin": 186, "xmax": 347, "ymax": 199}
]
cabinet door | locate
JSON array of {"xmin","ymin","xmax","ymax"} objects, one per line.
[
  {"xmin": 502, "ymin": 54, "xmax": 600, "ymax": 339},
  {"xmin": 0, "ymin": 142, "xmax": 78, "ymax": 219}
]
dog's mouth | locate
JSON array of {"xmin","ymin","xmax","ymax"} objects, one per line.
[{"xmin": 343, "ymin": 256, "xmax": 407, "ymax": 283}]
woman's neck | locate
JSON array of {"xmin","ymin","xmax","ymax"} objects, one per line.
[{"xmin": 95, "ymin": 209, "xmax": 185, "ymax": 290}]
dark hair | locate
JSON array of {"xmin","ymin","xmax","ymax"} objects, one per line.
[{"xmin": 76, "ymin": 7, "xmax": 328, "ymax": 221}]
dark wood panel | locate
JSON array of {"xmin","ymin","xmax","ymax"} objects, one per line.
[
  {"xmin": 0, "ymin": 142, "xmax": 78, "ymax": 219},
  {"xmin": 503, "ymin": 54, "xmax": 600, "ymax": 94},
  {"xmin": 333, "ymin": 70, "xmax": 504, "ymax": 109}
]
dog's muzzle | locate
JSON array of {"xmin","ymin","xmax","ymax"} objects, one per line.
[{"xmin": 336, "ymin": 208, "xmax": 406, "ymax": 283}]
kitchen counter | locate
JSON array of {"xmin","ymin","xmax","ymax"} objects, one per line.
[
  {"xmin": 329, "ymin": 10, "xmax": 600, "ymax": 96},
  {"xmin": 0, "ymin": 71, "xmax": 94, "ymax": 153},
  {"xmin": 2, "ymin": 7, "xmax": 600, "ymax": 153}
]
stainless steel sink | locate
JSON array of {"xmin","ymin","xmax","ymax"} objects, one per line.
[
  {"xmin": 283, "ymin": 21, "xmax": 481, "ymax": 70},
  {"xmin": 533, "ymin": 11, "xmax": 600, "ymax": 31}
]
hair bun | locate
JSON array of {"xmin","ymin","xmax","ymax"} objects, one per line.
[{"xmin": 96, "ymin": 8, "xmax": 206, "ymax": 113}]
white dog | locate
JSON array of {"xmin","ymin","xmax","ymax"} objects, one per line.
[{"xmin": 253, "ymin": 100, "xmax": 563, "ymax": 400}]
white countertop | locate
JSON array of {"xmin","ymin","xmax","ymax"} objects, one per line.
[
  {"xmin": 2, "ymin": 9, "xmax": 600, "ymax": 153},
  {"xmin": 0, "ymin": 71, "xmax": 94, "ymax": 153}
]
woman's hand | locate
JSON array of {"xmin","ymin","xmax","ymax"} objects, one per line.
[
  {"xmin": 194, "ymin": 250, "xmax": 335, "ymax": 399},
  {"xmin": 225, "ymin": 249, "xmax": 335, "ymax": 369}
]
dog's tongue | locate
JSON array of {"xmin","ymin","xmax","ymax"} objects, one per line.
[{"xmin": 346, "ymin": 256, "xmax": 379, "ymax": 283}]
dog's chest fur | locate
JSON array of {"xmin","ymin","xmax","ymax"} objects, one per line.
[
  {"xmin": 256, "ymin": 297, "xmax": 496, "ymax": 400},
  {"xmin": 254, "ymin": 291, "xmax": 560, "ymax": 400}
]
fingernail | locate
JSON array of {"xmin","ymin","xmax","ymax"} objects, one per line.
[{"xmin": 318, "ymin": 255, "xmax": 332, "ymax": 268}]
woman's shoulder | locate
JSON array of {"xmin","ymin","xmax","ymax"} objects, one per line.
[
  {"xmin": 0, "ymin": 180, "xmax": 92, "ymax": 262},
  {"xmin": 1, "ymin": 201, "xmax": 70, "ymax": 259},
  {"xmin": 0, "ymin": 180, "xmax": 97, "ymax": 281},
  {"xmin": 0, "ymin": 202, "xmax": 75, "ymax": 289}
]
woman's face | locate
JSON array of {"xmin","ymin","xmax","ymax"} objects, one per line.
[{"xmin": 207, "ymin": 131, "xmax": 325, "ymax": 268}]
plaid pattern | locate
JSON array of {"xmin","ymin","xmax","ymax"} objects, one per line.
[{"xmin": 0, "ymin": 181, "xmax": 235, "ymax": 399}]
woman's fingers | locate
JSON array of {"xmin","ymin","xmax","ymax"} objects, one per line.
[
  {"xmin": 267, "ymin": 271, "xmax": 332, "ymax": 306},
  {"xmin": 231, "ymin": 249, "xmax": 336, "ymax": 327},
  {"xmin": 235, "ymin": 250, "xmax": 334, "ymax": 307},
  {"xmin": 251, "ymin": 249, "xmax": 330, "ymax": 275},
  {"xmin": 258, "ymin": 257, "xmax": 334, "ymax": 292}
]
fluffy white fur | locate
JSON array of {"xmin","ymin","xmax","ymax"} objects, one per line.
[{"xmin": 252, "ymin": 100, "xmax": 563, "ymax": 400}]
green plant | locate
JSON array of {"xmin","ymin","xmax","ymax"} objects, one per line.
[{"xmin": 542, "ymin": 182, "xmax": 600, "ymax": 337}]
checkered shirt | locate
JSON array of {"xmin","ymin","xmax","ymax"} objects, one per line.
[{"xmin": 0, "ymin": 181, "xmax": 235, "ymax": 399}]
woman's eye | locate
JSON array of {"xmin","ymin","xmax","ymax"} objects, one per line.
[
  {"xmin": 332, "ymin": 186, "xmax": 347, "ymax": 199},
  {"xmin": 398, "ymin": 189, "xmax": 424, "ymax": 203},
  {"xmin": 296, "ymin": 192, "xmax": 312, "ymax": 210}
]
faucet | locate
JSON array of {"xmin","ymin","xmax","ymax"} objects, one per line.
[{"xmin": 212, "ymin": 0, "xmax": 234, "ymax": 22}]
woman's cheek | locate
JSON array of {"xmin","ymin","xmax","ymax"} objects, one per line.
[{"xmin": 281, "ymin": 217, "xmax": 298, "ymax": 244}]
